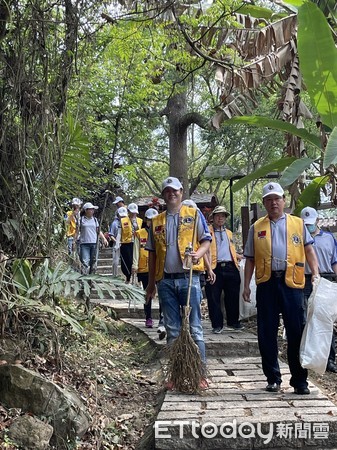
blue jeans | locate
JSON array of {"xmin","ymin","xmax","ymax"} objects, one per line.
[
  {"xmin": 80, "ymin": 243, "xmax": 97, "ymax": 274},
  {"xmin": 257, "ymin": 273, "xmax": 308, "ymax": 389},
  {"xmin": 157, "ymin": 274, "xmax": 206, "ymax": 363},
  {"xmin": 67, "ymin": 237, "xmax": 74, "ymax": 255}
]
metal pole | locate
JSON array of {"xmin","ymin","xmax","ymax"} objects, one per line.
[{"xmin": 230, "ymin": 178, "xmax": 234, "ymax": 231}]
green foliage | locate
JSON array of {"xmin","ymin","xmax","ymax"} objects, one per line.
[
  {"xmin": 4, "ymin": 259, "xmax": 145, "ymax": 334},
  {"xmin": 236, "ymin": 4, "xmax": 287, "ymax": 20},
  {"xmin": 293, "ymin": 175, "xmax": 330, "ymax": 215},
  {"xmin": 279, "ymin": 157, "xmax": 317, "ymax": 187},
  {"xmin": 58, "ymin": 114, "xmax": 91, "ymax": 201},
  {"xmin": 232, "ymin": 157, "xmax": 297, "ymax": 193},
  {"xmin": 12, "ymin": 259, "xmax": 33, "ymax": 295},
  {"xmin": 324, "ymin": 126, "xmax": 337, "ymax": 168},
  {"xmin": 226, "ymin": 116, "xmax": 321, "ymax": 149},
  {"xmin": 297, "ymin": 1, "xmax": 337, "ymax": 129}
]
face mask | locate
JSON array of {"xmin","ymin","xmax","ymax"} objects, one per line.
[{"xmin": 306, "ymin": 224, "xmax": 316, "ymax": 234}]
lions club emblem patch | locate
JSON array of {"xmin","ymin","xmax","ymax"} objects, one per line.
[{"xmin": 291, "ymin": 233, "xmax": 302, "ymax": 246}]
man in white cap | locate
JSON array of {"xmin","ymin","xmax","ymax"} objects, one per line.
[
  {"xmin": 243, "ymin": 182, "xmax": 318, "ymax": 395},
  {"xmin": 118, "ymin": 203, "xmax": 142, "ymax": 283},
  {"xmin": 113, "ymin": 196, "xmax": 125, "ymax": 208},
  {"xmin": 145, "ymin": 176, "xmax": 211, "ymax": 389},
  {"xmin": 301, "ymin": 206, "xmax": 337, "ymax": 373},
  {"xmin": 207, "ymin": 205, "xmax": 242, "ymax": 333},
  {"xmin": 65, "ymin": 198, "xmax": 82, "ymax": 256}
]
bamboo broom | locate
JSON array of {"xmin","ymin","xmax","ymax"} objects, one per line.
[{"xmin": 165, "ymin": 208, "xmax": 205, "ymax": 393}]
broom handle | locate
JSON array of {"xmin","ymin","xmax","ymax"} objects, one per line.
[{"xmin": 186, "ymin": 209, "xmax": 198, "ymax": 309}]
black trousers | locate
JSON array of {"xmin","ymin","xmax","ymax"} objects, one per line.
[
  {"xmin": 206, "ymin": 262, "xmax": 240, "ymax": 328},
  {"xmin": 120, "ymin": 243, "xmax": 133, "ymax": 282}
]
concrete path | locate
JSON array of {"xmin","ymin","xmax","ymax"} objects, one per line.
[{"xmin": 94, "ymin": 250, "xmax": 337, "ymax": 449}]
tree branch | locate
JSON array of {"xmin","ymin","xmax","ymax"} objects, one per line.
[{"xmin": 179, "ymin": 111, "xmax": 209, "ymax": 132}]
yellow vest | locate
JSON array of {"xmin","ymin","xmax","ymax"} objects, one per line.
[
  {"xmin": 120, "ymin": 217, "xmax": 143, "ymax": 243},
  {"xmin": 152, "ymin": 205, "xmax": 204, "ymax": 282},
  {"xmin": 253, "ymin": 214, "xmax": 305, "ymax": 288},
  {"xmin": 209, "ymin": 225, "xmax": 239, "ymax": 270},
  {"xmin": 66, "ymin": 210, "xmax": 77, "ymax": 237},
  {"xmin": 135, "ymin": 228, "xmax": 149, "ymax": 273}
]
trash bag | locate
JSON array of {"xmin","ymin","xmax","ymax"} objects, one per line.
[
  {"xmin": 300, "ymin": 277, "xmax": 337, "ymax": 375},
  {"xmin": 239, "ymin": 259, "xmax": 257, "ymax": 320}
]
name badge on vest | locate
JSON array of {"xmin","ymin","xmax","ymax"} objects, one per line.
[
  {"xmin": 258, "ymin": 230, "xmax": 266, "ymax": 239},
  {"xmin": 154, "ymin": 225, "xmax": 164, "ymax": 234}
]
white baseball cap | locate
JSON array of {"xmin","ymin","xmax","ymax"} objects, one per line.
[
  {"xmin": 128, "ymin": 203, "xmax": 139, "ymax": 214},
  {"xmin": 262, "ymin": 182, "xmax": 284, "ymax": 198},
  {"xmin": 145, "ymin": 208, "xmax": 159, "ymax": 219},
  {"xmin": 182, "ymin": 199, "xmax": 197, "ymax": 208},
  {"xmin": 117, "ymin": 206, "xmax": 128, "ymax": 217},
  {"xmin": 161, "ymin": 176, "xmax": 183, "ymax": 193},
  {"xmin": 83, "ymin": 202, "xmax": 98, "ymax": 210},
  {"xmin": 71, "ymin": 197, "xmax": 82, "ymax": 205},
  {"xmin": 301, "ymin": 206, "xmax": 318, "ymax": 225},
  {"xmin": 113, "ymin": 196, "xmax": 124, "ymax": 204}
]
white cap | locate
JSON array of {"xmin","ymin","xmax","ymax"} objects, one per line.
[
  {"xmin": 83, "ymin": 202, "xmax": 98, "ymax": 210},
  {"xmin": 113, "ymin": 196, "xmax": 124, "ymax": 204},
  {"xmin": 161, "ymin": 176, "xmax": 183, "ymax": 193},
  {"xmin": 145, "ymin": 208, "xmax": 159, "ymax": 219},
  {"xmin": 210, "ymin": 205, "xmax": 230, "ymax": 218},
  {"xmin": 71, "ymin": 197, "xmax": 82, "ymax": 205},
  {"xmin": 117, "ymin": 206, "xmax": 128, "ymax": 217},
  {"xmin": 262, "ymin": 182, "xmax": 284, "ymax": 198},
  {"xmin": 128, "ymin": 203, "xmax": 139, "ymax": 214},
  {"xmin": 182, "ymin": 199, "xmax": 197, "ymax": 209},
  {"xmin": 301, "ymin": 206, "xmax": 318, "ymax": 225}
]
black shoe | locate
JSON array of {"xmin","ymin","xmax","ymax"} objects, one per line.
[
  {"xmin": 294, "ymin": 387, "xmax": 310, "ymax": 395},
  {"xmin": 266, "ymin": 383, "xmax": 281, "ymax": 392},
  {"xmin": 326, "ymin": 361, "xmax": 337, "ymax": 373},
  {"xmin": 227, "ymin": 323, "xmax": 245, "ymax": 331},
  {"xmin": 212, "ymin": 327, "xmax": 223, "ymax": 334}
]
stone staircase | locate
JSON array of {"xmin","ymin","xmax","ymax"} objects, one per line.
[{"xmin": 93, "ymin": 248, "xmax": 337, "ymax": 449}]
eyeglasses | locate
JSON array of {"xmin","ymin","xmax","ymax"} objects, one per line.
[{"xmin": 264, "ymin": 197, "xmax": 283, "ymax": 203}]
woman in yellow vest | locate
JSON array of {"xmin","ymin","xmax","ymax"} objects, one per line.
[
  {"xmin": 132, "ymin": 208, "xmax": 159, "ymax": 328},
  {"xmin": 65, "ymin": 197, "xmax": 82, "ymax": 256},
  {"xmin": 119, "ymin": 203, "xmax": 143, "ymax": 283},
  {"xmin": 206, "ymin": 205, "xmax": 243, "ymax": 333}
]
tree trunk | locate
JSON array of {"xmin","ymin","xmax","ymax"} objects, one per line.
[{"xmin": 166, "ymin": 92, "xmax": 189, "ymax": 198}]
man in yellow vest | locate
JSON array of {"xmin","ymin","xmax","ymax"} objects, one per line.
[
  {"xmin": 132, "ymin": 208, "xmax": 159, "ymax": 328},
  {"xmin": 207, "ymin": 205, "xmax": 242, "ymax": 333},
  {"xmin": 243, "ymin": 182, "xmax": 318, "ymax": 395},
  {"xmin": 119, "ymin": 203, "xmax": 143, "ymax": 283},
  {"xmin": 145, "ymin": 176, "xmax": 211, "ymax": 386}
]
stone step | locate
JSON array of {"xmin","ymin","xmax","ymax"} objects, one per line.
[
  {"xmin": 95, "ymin": 265, "xmax": 114, "ymax": 274},
  {"xmin": 121, "ymin": 319, "xmax": 337, "ymax": 450},
  {"xmin": 122, "ymin": 319, "xmax": 259, "ymax": 357},
  {"xmin": 97, "ymin": 250, "xmax": 113, "ymax": 260},
  {"xmin": 155, "ymin": 367, "xmax": 337, "ymax": 449},
  {"xmin": 92, "ymin": 299, "xmax": 160, "ymax": 320}
]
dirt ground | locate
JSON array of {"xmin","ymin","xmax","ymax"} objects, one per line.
[{"xmin": 0, "ymin": 309, "xmax": 164, "ymax": 450}]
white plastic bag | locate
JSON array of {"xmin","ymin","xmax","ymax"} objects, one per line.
[
  {"xmin": 239, "ymin": 259, "xmax": 257, "ymax": 320},
  {"xmin": 300, "ymin": 277, "xmax": 337, "ymax": 375}
]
